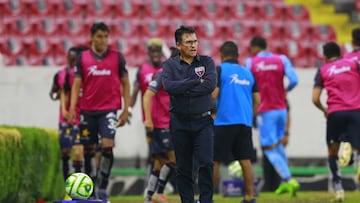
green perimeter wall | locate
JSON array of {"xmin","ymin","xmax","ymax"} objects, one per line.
[{"xmin": 0, "ymin": 126, "xmax": 64, "ymax": 203}]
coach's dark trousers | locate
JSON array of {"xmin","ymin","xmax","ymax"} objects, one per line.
[{"xmin": 170, "ymin": 114, "xmax": 214, "ymax": 203}]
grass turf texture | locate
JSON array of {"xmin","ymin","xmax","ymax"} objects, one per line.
[{"xmin": 108, "ymin": 192, "xmax": 360, "ymax": 203}]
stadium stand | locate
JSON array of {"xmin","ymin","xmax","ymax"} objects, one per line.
[{"xmin": 0, "ymin": 0, "xmax": 355, "ymax": 67}]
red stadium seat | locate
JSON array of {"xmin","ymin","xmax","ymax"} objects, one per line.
[
  {"xmin": 198, "ymin": 0, "xmax": 229, "ymax": 20},
  {"xmin": 116, "ymin": 0, "xmax": 144, "ymax": 18},
  {"xmin": 198, "ymin": 39, "xmax": 223, "ymax": 64},
  {"xmin": 140, "ymin": 19, "xmax": 175, "ymax": 39},
  {"xmin": 311, "ymin": 25, "xmax": 337, "ymax": 41},
  {"xmin": 110, "ymin": 18, "xmax": 143, "ymax": 38},
  {"xmin": 0, "ymin": 36, "xmax": 10, "ymax": 56},
  {"xmin": 196, "ymin": 19, "xmax": 221, "ymax": 39},
  {"xmin": 32, "ymin": 0, "xmax": 66, "ymax": 17},
  {"xmin": 236, "ymin": 40, "xmax": 251, "ymax": 63},
  {"xmin": 144, "ymin": 0, "xmax": 171, "ymax": 18},
  {"xmin": 0, "ymin": 0, "xmax": 11, "ymax": 18},
  {"xmin": 283, "ymin": 22, "xmax": 312, "ymax": 41},
  {"xmin": 227, "ymin": 20, "xmax": 256, "ymax": 40},
  {"xmin": 2, "ymin": 54, "xmax": 18, "ymax": 66},
  {"xmin": 255, "ymin": 21, "xmax": 285, "ymax": 41},
  {"xmin": 8, "ymin": 0, "xmax": 37, "ymax": 16},
  {"xmin": 6, "ymin": 37, "xmax": 24, "ymax": 55},
  {"xmin": 228, "ymin": 1, "xmax": 257, "ymax": 20},
  {"xmin": 256, "ymin": 1, "xmax": 287, "ymax": 21},
  {"xmin": 285, "ymin": 5, "xmax": 311, "ymax": 23},
  {"xmin": 174, "ymin": 1, "xmax": 201, "ymax": 19}
]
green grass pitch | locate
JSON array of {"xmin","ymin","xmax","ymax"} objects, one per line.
[{"xmin": 109, "ymin": 191, "xmax": 360, "ymax": 203}]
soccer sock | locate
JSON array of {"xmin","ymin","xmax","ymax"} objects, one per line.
[
  {"xmin": 98, "ymin": 147, "xmax": 113, "ymax": 190},
  {"xmin": 61, "ymin": 152, "xmax": 70, "ymax": 180},
  {"xmin": 264, "ymin": 145, "xmax": 291, "ymax": 180},
  {"xmin": 72, "ymin": 160, "xmax": 83, "ymax": 173},
  {"xmin": 157, "ymin": 162, "xmax": 175, "ymax": 194},
  {"xmin": 84, "ymin": 147, "xmax": 96, "ymax": 177},
  {"xmin": 328, "ymin": 155, "xmax": 341, "ymax": 183},
  {"xmin": 145, "ymin": 171, "xmax": 159, "ymax": 201}
]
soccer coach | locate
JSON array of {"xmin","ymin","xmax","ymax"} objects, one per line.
[{"xmin": 161, "ymin": 25, "xmax": 217, "ymax": 203}]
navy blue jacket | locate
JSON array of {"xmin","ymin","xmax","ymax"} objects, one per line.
[{"xmin": 162, "ymin": 55, "xmax": 217, "ymax": 114}]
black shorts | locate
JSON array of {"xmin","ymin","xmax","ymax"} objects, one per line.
[
  {"xmin": 327, "ymin": 109, "xmax": 360, "ymax": 148},
  {"xmin": 80, "ymin": 110, "xmax": 118, "ymax": 145},
  {"xmin": 214, "ymin": 124, "xmax": 254, "ymax": 164},
  {"xmin": 147, "ymin": 128, "xmax": 174, "ymax": 156}
]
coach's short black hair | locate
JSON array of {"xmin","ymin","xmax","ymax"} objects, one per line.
[
  {"xmin": 352, "ymin": 28, "xmax": 360, "ymax": 46},
  {"xmin": 250, "ymin": 36, "xmax": 267, "ymax": 49},
  {"xmin": 175, "ymin": 25, "xmax": 196, "ymax": 43},
  {"xmin": 90, "ymin": 22, "xmax": 110, "ymax": 35},
  {"xmin": 323, "ymin": 42, "xmax": 341, "ymax": 58},
  {"xmin": 220, "ymin": 41, "xmax": 239, "ymax": 59}
]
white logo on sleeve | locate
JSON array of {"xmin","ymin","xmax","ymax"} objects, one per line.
[
  {"xmin": 88, "ymin": 65, "xmax": 111, "ymax": 76},
  {"xmin": 229, "ymin": 74, "xmax": 250, "ymax": 85},
  {"xmin": 328, "ymin": 65, "xmax": 351, "ymax": 76}
]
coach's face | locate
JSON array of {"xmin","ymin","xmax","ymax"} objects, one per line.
[
  {"xmin": 177, "ymin": 33, "xmax": 198, "ymax": 59},
  {"xmin": 91, "ymin": 30, "xmax": 109, "ymax": 54}
]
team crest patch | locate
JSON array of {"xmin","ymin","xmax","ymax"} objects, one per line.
[{"xmin": 195, "ymin": 66, "xmax": 205, "ymax": 77}]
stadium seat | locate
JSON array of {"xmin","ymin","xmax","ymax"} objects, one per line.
[
  {"xmin": 283, "ymin": 22, "xmax": 312, "ymax": 41},
  {"xmin": 311, "ymin": 25, "xmax": 337, "ymax": 41},
  {"xmin": 196, "ymin": 19, "xmax": 221, "ymax": 39},
  {"xmin": 33, "ymin": 0, "xmax": 67, "ymax": 17},
  {"xmin": 285, "ymin": 4, "xmax": 311, "ymax": 23},
  {"xmin": 144, "ymin": 0, "xmax": 171, "ymax": 18},
  {"xmin": 8, "ymin": 0, "xmax": 37, "ymax": 16},
  {"xmin": 235, "ymin": 39, "xmax": 251, "ymax": 65},
  {"xmin": 228, "ymin": 1, "xmax": 257, "ymax": 20},
  {"xmin": 0, "ymin": 0, "xmax": 11, "ymax": 18},
  {"xmin": 227, "ymin": 20, "xmax": 256, "ymax": 40},
  {"xmin": 255, "ymin": 21, "xmax": 285, "ymax": 41},
  {"xmin": 110, "ymin": 18, "xmax": 143, "ymax": 38},
  {"xmin": 116, "ymin": 0, "xmax": 144, "ymax": 18},
  {"xmin": 198, "ymin": 39, "xmax": 222, "ymax": 64},
  {"xmin": 140, "ymin": 19, "xmax": 175, "ymax": 39},
  {"xmin": 1, "ymin": 54, "xmax": 17, "ymax": 66},
  {"xmin": 198, "ymin": 0, "xmax": 229, "ymax": 20},
  {"xmin": 256, "ymin": 1, "xmax": 287, "ymax": 21},
  {"xmin": 0, "ymin": 36, "xmax": 10, "ymax": 56},
  {"xmin": 174, "ymin": 1, "xmax": 201, "ymax": 19},
  {"xmin": 6, "ymin": 37, "xmax": 24, "ymax": 55},
  {"xmin": 65, "ymin": 0, "xmax": 94, "ymax": 18}
]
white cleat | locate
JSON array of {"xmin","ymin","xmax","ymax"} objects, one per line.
[{"xmin": 338, "ymin": 142, "xmax": 352, "ymax": 167}]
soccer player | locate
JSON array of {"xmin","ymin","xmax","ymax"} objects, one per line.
[
  {"xmin": 143, "ymin": 69, "xmax": 176, "ymax": 203},
  {"xmin": 128, "ymin": 38, "xmax": 167, "ymax": 196},
  {"xmin": 344, "ymin": 28, "xmax": 360, "ymax": 60},
  {"xmin": 162, "ymin": 25, "xmax": 217, "ymax": 203},
  {"xmin": 312, "ymin": 42, "xmax": 360, "ymax": 202},
  {"xmin": 212, "ymin": 41, "xmax": 260, "ymax": 203},
  {"xmin": 246, "ymin": 36, "xmax": 299, "ymax": 196},
  {"xmin": 56, "ymin": 47, "xmax": 85, "ymax": 180},
  {"xmin": 262, "ymin": 99, "xmax": 291, "ymax": 192},
  {"xmin": 68, "ymin": 22, "xmax": 130, "ymax": 203}
]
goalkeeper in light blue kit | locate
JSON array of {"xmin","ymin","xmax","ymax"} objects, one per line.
[{"xmin": 246, "ymin": 36, "xmax": 299, "ymax": 196}]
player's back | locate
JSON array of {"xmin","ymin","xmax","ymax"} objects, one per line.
[
  {"xmin": 320, "ymin": 58, "xmax": 360, "ymax": 113},
  {"xmin": 250, "ymin": 54, "xmax": 286, "ymax": 112}
]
